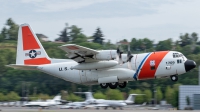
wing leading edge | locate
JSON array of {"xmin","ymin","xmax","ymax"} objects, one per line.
[{"xmin": 59, "ymin": 44, "xmax": 99, "ymax": 63}]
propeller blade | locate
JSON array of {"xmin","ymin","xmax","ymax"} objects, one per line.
[
  {"xmin": 127, "ymin": 51, "xmax": 133, "ymax": 62},
  {"xmin": 127, "ymin": 47, "xmax": 133, "ymax": 69},
  {"xmin": 116, "ymin": 47, "xmax": 123, "ymax": 64}
]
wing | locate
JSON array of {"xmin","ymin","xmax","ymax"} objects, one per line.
[{"xmin": 59, "ymin": 44, "xmax": 99, "ymax": 63}]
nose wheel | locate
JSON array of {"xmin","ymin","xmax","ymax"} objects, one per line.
[{"xmin": 170, "ymin": 75, "xmax": 178, "ymax": 81}]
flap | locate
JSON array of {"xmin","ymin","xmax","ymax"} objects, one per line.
[{"xmin": 59, "ymin": 44, "xmax": 99, "ymax": 63}]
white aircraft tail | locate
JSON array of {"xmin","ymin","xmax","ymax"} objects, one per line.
[
  {"xmin": 53, "ymin": 95, "xmax": 61, "ymax": 101},
  {"xmin": 74, "ymin": 92, "xmax": 95, "ymax": 100},
  {"xmin": 85, "ymin": 92, "xmax": 95, "ymax": 100},
  {"xmin": 125, "ymin": 94, "xmax": 145, "ymax": 104},
  {"xmin": 16, "ymin": 23, "xmax": 51, "ymax": 65}
]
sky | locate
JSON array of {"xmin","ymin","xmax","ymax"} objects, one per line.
[{"xmin": 1, "ymin": 0, "xmax": 200, "ymax": 43}]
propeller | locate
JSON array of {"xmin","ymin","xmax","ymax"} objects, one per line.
[
  {"xmin": 116, "ymin": 47, "xmax": 123, "ymax": 64},
  {"xmin": 127, "ymin": 44, "xmax": 133, "ymax": 69}
]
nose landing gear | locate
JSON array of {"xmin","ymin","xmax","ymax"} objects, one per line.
[{"xmin": 170, "ymin": 75, "xmax": 178, "ymax": 81}]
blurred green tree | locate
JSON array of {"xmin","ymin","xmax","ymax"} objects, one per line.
[
  {"xmin": 1, "ymin": 18, "xmax": 19, "ymax": 40},
  {"xmin": 106, "ymin": 89, "xmax": 123, "ymax": 100},
  {"xmin": 38, "ymin": 93, "xmax": 50, "ymax": 100},
  {"xmin": 56, "ymin": 23, "xmax": 70, "ymax": 42},
  {"xmin": 94, "ymin": 91, "xmax": 106, "ymax": 99},
  {"xmin": 0, "ymin": 34, "xmax": 3, "ymax": 42},
  {"xmin": 67, "ymin": 93, "xmax": 82, "ymax": 101},
  {"xmin": 143, "ymin": 89, "xmax": 152, "ymax": 103},
  {"xmin": 69, "ymin": 25, "xmax": 82, "ymax": 41},
  {"xmin": 6, "ymin": 91, "xmax": 20, "ymax": 101},
  {"xmin": 156, "ymin": 87, "xmax": 163, "ymax": 103},
  {"xmin": 171, "ymin": 84, "xmax": 181, "ymax": 108},
  {"xmin": 93, "ymin": 27, "xmax": 104, "ymax": 45},
  {"xmin": 165, "ymin": 86, "xmax": 174, "ymax": 104},
  {"xmin": 129, "ymin": 89, "xmax": 144, "ymax": 104},
  {"xmin": 0, "ymin": 93, "xmax": 5, "ymax": 101},
  {"xmin": 130, "ymin": 38, "xmax": 153, "ymax": 52},
  {"xmin": 156, "ymin": 38, "xmax": 173, "ymax": 51}
]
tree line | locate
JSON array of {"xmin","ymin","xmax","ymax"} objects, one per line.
[{"xmin": 0, "ymin": 18, "xmax": 199, "ymax": 107}]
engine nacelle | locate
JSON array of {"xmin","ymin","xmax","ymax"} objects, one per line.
[
  {"xmin": 94, "ymin": 50, "xmax": 117, "ymax": 60},
  {"xmin": 71, "ymin": 60, "xmax": 118, "ymax": 70},
  {"xmin": 121, "ymin": 54, "xmax": 128, "ymax": 63}
]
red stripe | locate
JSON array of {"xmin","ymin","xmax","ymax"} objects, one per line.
[
  {"xmin": 138, "ymin": 51, "xmax": 169, "ymax": 80},
  {"xmin": 24, "ymin": 58, "xmax": 51, "ymax": 65},
  {"xmin": 22, "ymin": 26, "xmax": 40, "ymax": 50},
  {"xmin": 66, "ymin": 46, "xmax": 79, "ymax": 50}
]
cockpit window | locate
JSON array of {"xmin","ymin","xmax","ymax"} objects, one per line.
[{"xmin": 173, "ymin": 53, "xmax": 183, "ymax": 58}]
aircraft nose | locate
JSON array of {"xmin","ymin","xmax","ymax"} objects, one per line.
[{"xmin": 184, "ymin": 60, "xmax": 196, "ymax": 72}]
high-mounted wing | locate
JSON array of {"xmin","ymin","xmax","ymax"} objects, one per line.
[{"xmin": 58, "ymin": 44, "xmax": 99, "ymax": 63}]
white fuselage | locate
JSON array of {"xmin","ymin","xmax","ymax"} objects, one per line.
[
  {"xmin": 36, "ymin": 51, "xmax": 187, "ymax": 85},
  {"xmin": 25, "ymin": 100, "xmax": 60, "ymax": 107}
]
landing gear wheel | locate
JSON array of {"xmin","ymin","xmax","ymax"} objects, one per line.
[
  {"xmin": 118, "ymin": 82, "xmax": 127, "ymax": 88},
  {"xmin": 170, "ymin": 75, "xmax": 178, "ymax": 81},
  {"xmin": 100, "ymin": 83, "xmax": 108, "ymax": 89},
  {"xmin": 109, "ymin": 82, "xmax": 118, "ymax": 89}
]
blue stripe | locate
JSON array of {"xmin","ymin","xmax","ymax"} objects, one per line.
[{"xmin": 133, "ymin": 53, "xmax": 151, "ymax": 80}]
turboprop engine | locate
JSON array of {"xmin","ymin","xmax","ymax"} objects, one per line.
[
  {"xmin": 94, "ymin": 49, "xmax": 131, "ymax": 64},
  {"xmin": 94, "ymin": 50, "xmax": 117, "ymax": 60}
]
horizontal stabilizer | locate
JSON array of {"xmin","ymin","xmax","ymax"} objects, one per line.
[{"xmin": 6, "ymin": 64, "xmax": 38, "ymax": 70}]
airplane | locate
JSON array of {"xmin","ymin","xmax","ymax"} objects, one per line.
[
  {"xmin": 75, "ymin": 92, "xmax": 144, "ymax": 109},
  {"xmin": 60, "ymin": 101, "xmax": 90, "ymax": 109},
  {"xmin": 76, "ymin": 92, "xmax": 143, "ymax": 104},
  {"xmin": 25, "ymin": 95, "xmax": 61, "ymax": 108},
  {"xmin": 7, "ymin": 24, "xmax": 196, "ymax": 89}
]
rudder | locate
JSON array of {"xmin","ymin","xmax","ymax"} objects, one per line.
[{"xmin": 16, "ymin": 24, "xmax": 51, "ymax": 65}]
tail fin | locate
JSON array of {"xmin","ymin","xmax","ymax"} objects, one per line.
[
  {"xmin": 85, "ymin": 92, "xmax": 95, "ymax": 100},
  {"xmin": 53, "ymin": 95, "xmax": 61, "ymax": 101},
  {"xmin": 125, "ymin": 94, "xmax": 145, "ymax": 103},
  {"xmin": 74, "ymin": 92, "xmax": 95, "ymax": 100},
  {"xmin": 16, "ymin": 24, "xmax": 51, "ymax": 65},
  {"xmin": 125, "ymin": 94, "xmax": 135, "ymax": 103}
]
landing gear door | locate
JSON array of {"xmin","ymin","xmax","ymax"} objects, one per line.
[{"xmin": 79, "ymin": 70, "xmax": 87, "ymax": 83}]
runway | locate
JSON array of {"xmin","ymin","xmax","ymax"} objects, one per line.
[{"xmin": 0, "ymin": 107, "xmax": 198, "ymax": 112}]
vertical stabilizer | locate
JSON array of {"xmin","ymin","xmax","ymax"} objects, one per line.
[
  {"xmin": 85, "ymin": 92, "xmax": 95, "ymax": 100},
  {"xmin": 53, "ymin": 95, "xmax": 61, "ymax": 101},
  {"xmin": 16, "ymin": 24, "xmax": 51, "ymax": 65},
  {"xmin": 74, "ymin": 92, "xmax": 95, "ymax": 100},
  {"xmin": 125, "ymin": 94, "xmax": 145, "ymax": 104}
]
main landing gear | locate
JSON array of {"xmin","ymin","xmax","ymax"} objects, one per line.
[
  {"xmin": 170, "ymin": 75, "xmax": 178, "ymax": 81},
  {"xmin": 100, "ymin": 82, "xmax": 127, "ymax": 89}
]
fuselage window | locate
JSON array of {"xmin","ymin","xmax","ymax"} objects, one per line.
[
  {"xmin": 177, "ymin": 60, "xmax": 179, "ymax": 63},
  {"xmin": 151, "ymin": 66, "xmax": 155, "ymax": 70}
]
